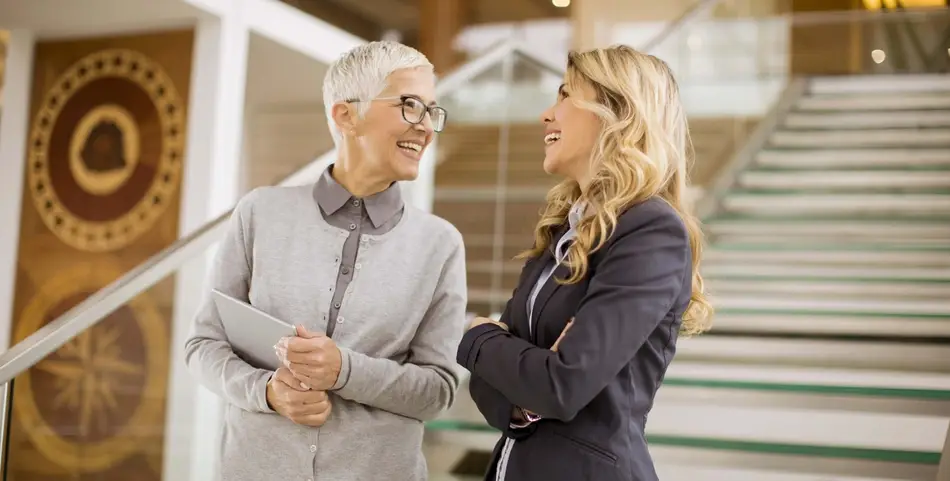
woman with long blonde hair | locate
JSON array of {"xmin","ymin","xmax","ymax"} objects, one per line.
[{"xmin": 455, "ymin": 44, "xmax": 712, "ymax": 481}]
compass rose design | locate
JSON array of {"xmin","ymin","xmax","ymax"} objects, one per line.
[
  {"xmin": 36, "ymin": 324, "xmax": 144, "ymax": 437},
  {"xmin": 12, "ymin": 262, "xmax": 169, "ymax": 472}
]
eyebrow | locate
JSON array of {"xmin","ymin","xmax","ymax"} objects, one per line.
[{"xmin": 401, "ymin": 93, "xmax": 439, "ymax": 107}]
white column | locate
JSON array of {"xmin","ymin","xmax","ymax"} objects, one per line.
[
  {"xmin": 162, "ymin": 5, "xmax": 250, "ymax": 481},
  {"xmin": 0, "ymin": 30, "xmax": 35, "ymax": 352}
]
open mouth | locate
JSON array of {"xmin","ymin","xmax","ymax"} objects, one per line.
[
  {"xmin": 544, "ymin": 132, "xmax": 561, "ymax": 145},
  {"xmin": 397, "ymin": 141, "xmax": 423, "ymax": 154}
]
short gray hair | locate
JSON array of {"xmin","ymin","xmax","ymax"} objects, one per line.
[{"xmin": 322, "ymin": 41, "xmax": 432, "ymax": 145}]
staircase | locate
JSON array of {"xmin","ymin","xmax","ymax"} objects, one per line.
[
  {"xmin": 426, "ymin": 75, "xmax": 950, "ymax": 480},
  {"xmin": 433, "ymin": 117, "xmax": 759, "ymax": 316}
]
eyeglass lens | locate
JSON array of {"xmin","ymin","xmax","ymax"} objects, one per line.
[{"xmin": 402, "ymin": 97, "xmax": 446, "ymax": 132}]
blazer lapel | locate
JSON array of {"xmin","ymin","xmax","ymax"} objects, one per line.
[
  {"xmin": 530, "ymin": 262, "xmax": 569, "ymax": 344},
  {"xmin": 511, "ymin": 249, "xmax": 553, "ymax": 340},
  {"xmin": 527, "ymin": 226, "xmax": 571, "ymax": 344}
]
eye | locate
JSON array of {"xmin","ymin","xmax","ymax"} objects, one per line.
[{"xmin": 402, "ymin": 97, "xmax": 425, "ymax": 114}]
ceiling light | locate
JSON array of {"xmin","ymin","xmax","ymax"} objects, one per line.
[
  {"xmin": 871, "ymin": 49, "xmax": 886, "ymax": 64},
  {"xmin": 552, "ymin": 0, "xmax": 570, "ymax": 7}
]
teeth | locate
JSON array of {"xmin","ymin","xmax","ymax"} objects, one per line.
[
  {"xmin": 397, "ymin": 141, "xmax": 422, "ymax": 152},
  {"xmin": 544, "ymin": 133, "xmax": 561, "ymax": 144}
]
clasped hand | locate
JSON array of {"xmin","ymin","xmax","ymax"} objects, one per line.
[
  {"xmin": 274, "ymin": 325, "xmax": 343, "ymax": 391},
  {"xmin": 266, "ymin": 367, "xmax": 332, "ymax": 427}
]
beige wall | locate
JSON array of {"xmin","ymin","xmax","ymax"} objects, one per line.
[{"xmin": 241, "ymin": 108, "xmax": 335, "ymax": 193}]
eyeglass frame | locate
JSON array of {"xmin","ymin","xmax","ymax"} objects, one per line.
[{"xmin": 345, "ymin": 95, "xmax": 447, "ymax": 133}]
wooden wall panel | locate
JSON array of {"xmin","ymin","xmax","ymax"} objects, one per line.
[{"xmin": 7, "ymin": 29, "xmax": 193, "ymax": 481}]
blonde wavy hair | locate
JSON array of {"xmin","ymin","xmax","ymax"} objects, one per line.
[{"xmin": 518, "ymin": 45, "xmax": 712, "ymax": 336}]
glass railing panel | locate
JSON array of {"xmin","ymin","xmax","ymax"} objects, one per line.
[
  {"xmin": 436, "ymin": 49, "xmax": 564, "ymax": 318},
  {"xmin": 634, "ymin": 5, "xmax": 950, "ymax": 216},
  {"xmin": 1, "ymin": 252, "xmax": 210, "ymax": 481}
]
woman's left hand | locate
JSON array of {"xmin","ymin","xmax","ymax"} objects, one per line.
[
  {"xmin": 275, "ymin": 325, "xmax": 342, "ymax": 391},
  {"xmin": 468, "ymin": 316, "xmax": 509, "ymax": 331}
]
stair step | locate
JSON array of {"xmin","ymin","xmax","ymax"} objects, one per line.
[
  {"xmin": 808, "ymin": 74, "xmax": 950, "ymax": 95},
  {"xmin": 705, "ymin": 218, "xmax": 950, "ymax": 241},
  {"xmin": 655, "ymin": 465, "xmax": 920, "ymax": 481},
  {"xmin": 737, "ymin": 170, "xmax": 950, "ymax": 190},
  {"xmin": 722, "ymin": 193, "xmax": 950, "ymax": 216},
  {"xmin": 704, "ymin": 264, "xmax": 950, "ymax": 282},
  {"xmin": 705, "ymin": 312, "xmax": 950, "ymax": 338},
  {"xmin": 705, "ymin": 247, "xmax": 950, "ymax": 267},
  {"xmin": 666, "ymin": 361, "xmax": 950, "ymax": 396},
  {"xmin": 676, "ymin": 336, "xmax": 950, "ymax": 372},
  {"xmin": 797, "ymin": 92, "xmax": 950, "ymax": 111},
  {"xmin": 710, "ymin": 295, "xmax": 950, "ymax": 317},
  {"xmin": 434, "ymin": 186, "xmax": 549, "ymax": 202},
  {"xmin": 708, "ymin": 279, "xmax": 949, "ymax": 300},
  {"xmin": 784, "ymin": 110, "xmax": 950, "ymax": 129},
  {"xmin": 769, "ymin": 128, "xmax": 950, "ymax": 148},
  {"xmin": 755, "ymin": 148, "xmax": 950, "ymax": 169}
]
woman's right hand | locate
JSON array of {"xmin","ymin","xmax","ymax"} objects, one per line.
[{"xmin": 266, "ymin": 367, "xmax": 333, "ymax": 427}]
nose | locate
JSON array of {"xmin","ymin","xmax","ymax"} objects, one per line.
[
  {"xmin": 415, "ymin": 112, "xmax": 434, "ymax": 134},
  {"xmin": 540, "ymin": 104, "xmax": 554, "ymax": 124}
]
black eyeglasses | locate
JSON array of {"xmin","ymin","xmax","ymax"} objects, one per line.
[{"xmin": 349, "ymin": 95, "xmax": 447, "ymax": 132}]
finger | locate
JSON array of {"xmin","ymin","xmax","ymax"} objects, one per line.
[
  {"xmin": 295, "ymin": 324, "xmax": 324, "ymax": 339},
  {"xmin": 284, "ymin": 348, "xmax": 322, "ymax": 365},
  {"xmin": 551, "ymin": 321, "xmax": 573, "ymax": 352},
  {"xmin": 302, "ymin": 390, "xmax": 329, "ymax": 404},
  {"xmin": 286, "ymin": 365, "xmax": 316, "ymax": 389},
  {"xmin": 275, "ymin": 368, "xmax": 310, "ymax": 391},
  {"xmin": 284, "ymin": 336, "xmax": 322, "ymax": 353}
]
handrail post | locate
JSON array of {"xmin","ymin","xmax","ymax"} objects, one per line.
[
  {"xmin": 0, "ymin": 380, "xmax": 14, "ymax": 480},
  {"xmin": 937, "ymin": 422, "xmax": 950, "ymax": 481}
]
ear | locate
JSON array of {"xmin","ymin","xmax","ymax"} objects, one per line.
[{"xmin": 331, "ymin": 101, "xmax": 359, "ymax": 136}]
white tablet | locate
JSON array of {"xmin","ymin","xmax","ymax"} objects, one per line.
[{"xmin": 211, "ymin": 289, "xmax": 296, "ymax": 371}]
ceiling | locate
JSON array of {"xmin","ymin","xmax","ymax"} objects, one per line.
[{"xmin": 282, "ymin": 0, "xmax": 569, "ymax": 44}]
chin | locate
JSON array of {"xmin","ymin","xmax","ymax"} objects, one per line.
[
  {"xmin": 394, "ymin": 163, "xmax": 420, "ymax": 182},
  {"xmin": 542, "ymin": 156, "xmax": 563, "ymax": 176}
]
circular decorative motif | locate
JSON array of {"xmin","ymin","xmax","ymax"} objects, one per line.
[
  {"xmin": 27, "ymin": 48, "xmax": 184, "ymax": 252},
  {"xmin": 14, "ymin": 262, "xmax": 169, "ymax": 472},
  {"xmin": 69, "ymin": 104, "xmax": 141, "ymax": 196}
]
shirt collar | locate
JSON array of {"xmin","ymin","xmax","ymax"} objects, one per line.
[
  {"xmin": 313, "ymin": 165, "xmax": 404, "ymax": 228},
  {"xmin": 568, "ymin": 201, "xmax": 587, "ymax": 229}
]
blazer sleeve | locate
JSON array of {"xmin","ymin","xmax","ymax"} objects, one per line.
[
  {"xmin": 458, "ymin": 204, "xmax": 689, "ymax": 422},
  {"xmin": 460, "ymin": 261, "xmax": 534, "ymax": 436},
  {"xmin": 183, "ymin": 190, "xmax": 275, "ymax": 414}
]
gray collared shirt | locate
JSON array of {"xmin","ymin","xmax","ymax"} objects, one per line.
[{"xmin": 313, "ymin": 166, "xmax": 403, "ymax": 336}]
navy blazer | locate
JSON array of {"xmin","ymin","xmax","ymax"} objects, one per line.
[{"xmin": 456, "ymin": 197, "xmax": 693, "ymax": 481}]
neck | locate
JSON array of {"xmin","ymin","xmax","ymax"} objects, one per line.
[{"xmin": 333, "ymin": 149, "xmax": 392, "ymax": 198}]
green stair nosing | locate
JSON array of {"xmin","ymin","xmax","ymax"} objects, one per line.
[
  {"xmin": 711, "ymin": 307, "xmax": 950, "ymax": 319},
  {"xmin": 706, "ymin": 213, "xmax": 950, "ymax": 222},
  {"xmin": 708, "ymin": 243, "xmax": 950, "ymax": 253},
  {"xmin": 725, "ymin": 188, "xmax": 950, "ymax": 196},
  {"xmin": 705, "ymin": 307, "xmax": 950, "ymax": 320},
  {"xmin": 705, "ymin": 275, "xmax": 950, "ymax": 284},
  {"xmin": 661, "ymin": 377, "xmax": 950, "ymax": 400},
  {"xmin": 424, "ymin": 421, "xmax": 940, "ymax": 465},
  {"xmin": 746, "ymin": 165, "xmax": 950, "ymax": 173}
]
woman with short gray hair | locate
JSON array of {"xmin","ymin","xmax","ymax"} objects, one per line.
[{"xmin": 184, "ymin": 41, "xmax": 466, "ymax": 481}]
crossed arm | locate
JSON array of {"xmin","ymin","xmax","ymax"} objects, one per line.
[{"xmin": 459, "ymin": 206, "xmax": 689, "ymax": 424}]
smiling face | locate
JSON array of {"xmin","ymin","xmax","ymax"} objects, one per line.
[
  {"xmin": 335, "ymin": 67, "xmax": 438, "ymax": 182},
  {"xmin": 539, "ymin": 78, "xmax": 603, "ymax": 186}
]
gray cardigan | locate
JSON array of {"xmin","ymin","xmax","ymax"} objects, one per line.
[{"xmin": 183, "ymin": 184, "xmax": 468, "ymax": 481}]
